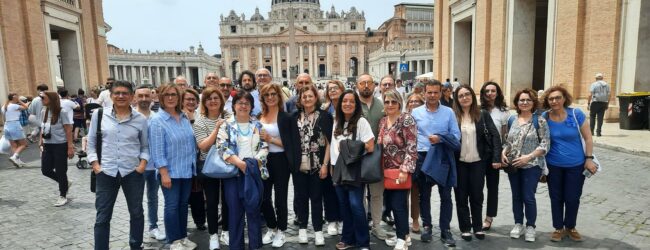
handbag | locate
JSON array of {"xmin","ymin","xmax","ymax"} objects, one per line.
[
  {"xmin": 572, "ymin": 109, "xmax": 602, "ymax": 172},
  {"xmin": 360, "ymin": 144, "xmax": 383, "ymax": 183},
  {"xmin": 0, "ymin": 135, "xmax": 10, "ymax": 155},
  {"xmin": 383, "ymin": 168, "xmax": 411, "ymax": 190},
  {"xmin": 339, "ymin": 132, "xmax": 365, "ymax": 166},
  {"xmin": 202, "ymin": 125, "xmax": 238, "ymax": 178},
  {"xmin": 90, "ymin": 108, "xmax": 103, "ymax": 193},
  {"xmin": 480, "ymin": 110, "xmax": 493, "ymax": 159}
]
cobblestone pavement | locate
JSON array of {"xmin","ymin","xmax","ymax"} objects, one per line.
[{"xmin": 1, "ymin": 142, "xmax": 649, "ymax": 249}]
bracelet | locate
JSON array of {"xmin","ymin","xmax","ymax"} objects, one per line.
[{"xmin": 585, "ymin": 155, "xmax": 594, "ymax": 159}]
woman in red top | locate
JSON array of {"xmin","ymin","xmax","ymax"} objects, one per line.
[{"xmin": 378, "ymin": 90, "xmax": 418, "ymax": 250}]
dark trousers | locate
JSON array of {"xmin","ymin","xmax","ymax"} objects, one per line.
[
  {"xmin": 547, "ymin": 164, "xmax": 585, "ymax": 230},
  {"xmin": 454, "ymin": 161, "xmax": 486, "ymax": 232},
  {"xmin": 293, "ymin": 170, "xmax": 324, "ymax": 231},
  {"xmin": 415, "ymin": 152, "xmax": 453, "ymax": 231},
  {"xmin": 144, "ymin": 170, "xmax": 160, "ymax": 230},
  {"xmin": 385, "ymin": 189, "xmax": 409, "ymax": 239},
  {"xmin": 224, "ymin": 177, "xmax": 262, "ymax": 250},
  {"xmin": 189, "ymin": 178, "xmax": 206, "ymax": 228},
  {"xmin": 508, "ymin": 166, "xmax": 542, "ymax": 227},
  {"xmin": 322, "ymin": 172, "xmax": 341, "ymax": 222},
  {"xmin": 161, "ymin": 178, "xmax": 192, "ymax": 243},
  {"xmin": 204, "ymin": 177, "xmax": 224, "ymax": 235},
  {"xmin": 335, "ymin": 185, "xmax": 369, "ymax": 248},
  {"xmin": 41, "ymin": 143, "xmax": 69, "ymax": 197},
  {"xmin": 590, "ymin": 102, "xmax": 607, "ymax": 135},
  {"xmin": 261, "ymin": 152, "xmax": 291, "ymax": 231},
  {"xmin": 94, "ymin": 171, "xmax": 145, "ymax": 250},
  {"xmin": 484, "ymin": 163, "xmax": 500, "ymax": 217},
  {"xmin": 220, "ymin": 180, "xmax": 229, "ymax": 231}
]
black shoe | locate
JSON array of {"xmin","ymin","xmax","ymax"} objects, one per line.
[
  {"xmin": 196, "ymin": 224, "xmax": 207, "ymax": 231},
  {"xmin": 382, "ymin": 215, "xmax": 395, "ymax": 226},
  {"xmin": 294, "ymin": 219, "xmax": 301, "ymax": 226},
  {"xmin": 421, "ymin": 226, "xmax": 432, "ymax": 242},
  {"xmin": 441, "ymin": 230, "xmax": 456, "ymax": 247},
  {"xmin": 474, "ymin": 231, "xmax": 485, "ymax": 240},
  {"xmin": 461, "ymin": 232, "xmax": 472, "ymax": 241},
  {"xmin": 597, "ymin": 132, "xmax": 602, "ymax": 137}
]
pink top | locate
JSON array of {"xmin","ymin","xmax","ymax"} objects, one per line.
[{"xmin": 378, "ymin": 113, "xmax": 418, "ymax": 173}]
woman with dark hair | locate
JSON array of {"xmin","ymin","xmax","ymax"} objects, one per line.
[
  {"xmin": 452, "ymin": 85, "xmax": 501, "ymax": 241},
  {"xmin": 542, "ymin": 86, "xmax": 597, "ymax": 242},
  {"xmin": 440, "ymin": 84, "xmax": 453, "ymax": 107},
  {"xmin": 148, "ymin": 84, "xmax": 198, "ymax": 249},
  {"xmin": 218, "ymin": 90, "xmax": 269, "ymax": 250},
  {"xmin": 502, "ymin": 88, "xmax": 550, "ymax": 242},
  {"xmin": 193, "ymin": 87, "xmax": 231, "ymax": 250},
  {"xmin": 322, "ymin": 80, "xmax": 345, "ymax": 118},
  {"xmin": 478, "ymin": 81, "xmax": 510, "ymax": 230},
  {"xmin": 39, "ymin": 92, "xmax": 74, "ymax": 206},
  {"xmin": 330, "ymin": 90, "xmax": 374, "ymax": 250},
  {"xmin": 258, "ymin": 83, "xmax": 297, "ymax": 248},
  {"xmin": 2, "ymin": 93, "xmax": 30, "ymax": 167},
  {"xmin": 291, "ymin": 85, "xmax": 332, "ymax": 246}
]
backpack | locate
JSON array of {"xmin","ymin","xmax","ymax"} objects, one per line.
[
  {"xmin": 507, "ymin": 113, "xmax": 541, "ymax": 143},
  {"xmin": 592, "ymin": 81, "xmax": 609, "ymax": 102}
]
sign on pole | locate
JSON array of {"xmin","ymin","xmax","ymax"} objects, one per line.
[{"xmin": 400, "ymin": 63, "xmax": 408, "ymax": 72}]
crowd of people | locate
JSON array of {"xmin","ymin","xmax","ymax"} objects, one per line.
[{"xmin": 1, "ymin": 69, "xmax": 608, "ymax": 250}]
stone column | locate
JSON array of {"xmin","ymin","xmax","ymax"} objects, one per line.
[
  {"xmin": 185, "ymin": 67, "xmax": 191, "ymax": 84},
  {"xmin": 286, "ymin": 45, "xmax": 291, "ymax": 80},
  {"xmin": 299, "ymin": 44, "xmax": 304, "ymax": 74},
  {"xmin": 258, "ymin": 47, "xmax": 263, "ymax": 70},
  {"xmin": 340, "ymin": 44, "xmax": 346, "ymax": 77},
  {"xmin": 276, "ymin": 45, "xmax": 282, "ymax": 78},
  {"xmin": 156, "ymin": 66, "xmax": 161, "ymax": 85},
  {"xmin": 131, "ymin": 66, "xmax": 137, "ymax": 84},
  {"xmin": 326, "ymin": 44, "xmax": 332, "ymax": 77},
  {"xmin": 310, "ymin": 44, "xmax": 316, "ymax": 76},
  {"xmin": 271, "ymin": 45, "xmax": 278, "ymax": 78},
  {"xmin": 121, "ymin": 66, "xmax": 127, "ymax": 81},
  {"xmin": 242, "ymin": 47, "xmax": 249, "ymax": 71}
]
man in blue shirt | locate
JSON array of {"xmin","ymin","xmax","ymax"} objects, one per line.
[
  {"xmin": 411, "ymin": 79, "xmax": 461, "ymax": 247},
  {"xmin": 88, "ymin": 81, "xmax": 150, "ymax": 250}
]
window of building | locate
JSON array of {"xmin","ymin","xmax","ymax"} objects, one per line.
[
  {"xmin": 303, "ymin": 26, "xmax": 308, "ymax": 31},
  {"xmin": 333, "ymin": 25, "xmax": 338, "ymax": 32},
  {"xmin": 264, "ymin": 47, "xmax": 272, "ymax": 58},
  {"xmin": 231, "ymin": 48, "xmax": 239, "ymax": 58},
  {"xmin": 350, "ymin": 22, "xmax": 356, "ymax": 30},
  {"xmin": 263, "ymin": 27, "xmax": 270, "ymax": 33},
  {"xmin": 318, "ymin": 26, "xmax": 324, "ymax": 31},
  {"xmin": 303, "ymin": 47, "xmax": 309, "ymax": 56},
  {"xmin": 280, "ymin": 27, "xmax": 285, "ymax": 31},
  {"xmin": 281, "ymin": 47, "xmax": 286, "ymax": 57},
  {"xmin": 230, "ymin": 26, "xmax": 237, "ymax": 33},
  {"xmin": 249, "ymin": 27, "xmax": 254, "ymax": 33},
  {"xmin": 351, "ymin": 45, "xmax": 357, "ymax": 54}
]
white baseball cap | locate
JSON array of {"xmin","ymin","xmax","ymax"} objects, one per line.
[{"xmin": 595, "ymin": 73, "xmax": 604, "ymax": 78}]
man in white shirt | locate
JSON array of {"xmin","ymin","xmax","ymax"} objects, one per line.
[
  {"xmin": 218, "ymin": 77, "xmax": 234, "ymax": 113},
  {"xmin": 96, "ymin": 78, "xmax": 115, "ymax": 108},
  {"xmin": 58, "ymin": 88, "xmax": 79, "ymax": 122}
]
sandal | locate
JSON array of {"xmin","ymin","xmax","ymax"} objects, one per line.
[
  {"xmin": 336, "ymin": 242, "xmax": 354, "ymax": 250},
  {"xmin": 482, "ymin": 217, "xmax": 493, "ymax": 231}
]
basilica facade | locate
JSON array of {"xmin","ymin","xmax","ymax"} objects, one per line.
[{"xmin": 219, "ymin": 0, "xmax": 368, "ymax": 82}]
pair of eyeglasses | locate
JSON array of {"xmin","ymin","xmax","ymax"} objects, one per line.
[
  {"xmin": 163, "ymin": 93, "xmax": 178, "ymax": 98},
  {"xmin": 219, "ymin": 84, "xmax": 232, "ymax": 88},
  {"xmin": 384, "ymin": 100, "xmax": 399, "ymax": 106},
  {"xmin": 184, "ymin": 98, "xmax": 197, "ymax": 103},
  {"xmin": 358, "ymin": 80, "xmax": 374, "ymax": 87},
  {"xmin": 206, "ymin": 76, "xmax": 218, "ymax": 80},
  {"xmin": 206, "ymin": 97, "xmax": 221, "ymax": 102},
  {"xmin": 548, "ymin": 96, "xmax": 563, "ymax": 102},
  {"xmin": 263, "ymin": 92, "xmax": 278, "ymax": 98},
  {"xmin": 518, "ymin": 99, "xmax": 533, "ymax": 104},
  {"xmin": 458, "ymin": 93, "xmax": 473, "ymax": 99},
  {"xmin": 112, "ymin": 91, "xmax": 131, "ymax": 97},
  {"xmin": 297, "ymin": 81, "xmax": 310, "ymax": 85},
  {"xmin": 235, "ymin": 102, "xmax": 251, "ymax": 106},
  {"xmin": 256, "ymin": 74, "xmax": 270, "ymax": 78},
  {"xmin": 408, "ymin": 100, "xmax": 423, "ymax": 104}
]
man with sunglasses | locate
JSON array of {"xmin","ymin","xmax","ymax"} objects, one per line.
[
  {"xmin": 285, "ymin": 73, "xmax": 314, "ymax": 113},
  {"xmin": 96, "ymin": 77, "xmax": 116, "ymax": 108},
  {"xmin": 218, "ymin": 77, "xmax": 234, "ymax": 113}
]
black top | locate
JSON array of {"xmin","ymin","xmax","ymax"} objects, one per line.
[
  {"xmin": 456, "ymin": 110, "xmax": 502, "ymax": 164},
  {"xmin": 277, "ymin": 111, "xmax": 299, "ymax": 171}
]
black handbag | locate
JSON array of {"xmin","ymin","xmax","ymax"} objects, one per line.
[
  {"xmin": 480, "ymin": 110, "xmax": 494, "ymax": 160},
  {"xmin": 360, "ymin": 144, "xmax": 383, "ymax": 183},
  {"xmin": 339, "ymin": 132, "xmax": 365, "ymax": 166},
  {"xmin": 90, "ymin": 108, "xmax": 103, "ymax": 193},
  {"xmin": 332, "ymin": 131, "xmax": 366, "ymax": 185}
]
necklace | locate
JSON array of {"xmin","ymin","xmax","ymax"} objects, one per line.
[{"xmin": 237, "ymin": 122, "xmax": 251, "ymax": 136}]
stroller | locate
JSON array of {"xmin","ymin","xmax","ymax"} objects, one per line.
[{"xmin": 76, "ymin": 103, "xmax": 101, "ymax": 169}]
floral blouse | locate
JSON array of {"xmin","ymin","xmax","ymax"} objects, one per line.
[
  {"xmin": 297, "ymin": 110, "xmax": 328, "ymax": 172},
  {"xmin": 503, "ymin": 114, "xmax": 551, "ymax": 173},
  {"xmin": 378, "ymin": 113, "xmax": 418, "ymax": 173},
  {"xmin": 217, "ymin": 116, "xmax": 269, "ymax": 176}
]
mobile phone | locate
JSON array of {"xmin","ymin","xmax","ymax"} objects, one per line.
[{"xmin": 583, "ymin": 169, "xmax": 593, "ymax": 178}]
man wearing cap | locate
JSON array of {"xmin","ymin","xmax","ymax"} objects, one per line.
[{"xmin": 588, "ymin": 73, "xmax": 610, "ymax": 137}]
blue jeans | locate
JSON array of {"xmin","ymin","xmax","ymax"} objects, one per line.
[
  {"xmin": 94, "ymin": 171, "xmax": 145, "ymax": 250},
  {"xmin": 224, "ymin": 177, "xmax": 262, "ymax": 250},
  {"xmin": 144, "ymin": 170, "xmax": 159, "ymax": 230},
  {"xmin": 335, "ymin": 185, "xmax": 369, "ymax": 247},
  {"xmin": 508, "ymin": 166, "xmax": 542, "ymax": 227},
  {"xmin": 415, "ymin": 152, "xmax": 453, "ymax": 231},
  {"xmin": 161, "ymin": 178, "xmax": 192, "ymax": 243},
  {"xmin": 547, "ymin": 164, "xmax": 585, "ymax": 230}
]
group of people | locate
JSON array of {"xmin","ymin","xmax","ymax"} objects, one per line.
[{"xmin": 3, "ymin": 67, "xmax": 607, "ymax": 250}]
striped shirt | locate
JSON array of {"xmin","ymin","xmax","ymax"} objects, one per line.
[{"xmin": 148, "ymin": 109, "xmax": 197, "ymax": 178}]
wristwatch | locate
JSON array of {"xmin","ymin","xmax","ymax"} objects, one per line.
[{"xmin": 585, "ymin": 156, "xmax": 594, "ymax": 159}]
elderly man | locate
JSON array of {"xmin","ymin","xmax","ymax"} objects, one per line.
[
  {"xmin": 285, "ymin": 73, "xmax": 314, "ymax": 113},
  {"xmin": 376, "ymin": 75, "xmax": 396, "ymax": 99},
  {"xmin": 588, "ymin": 73, "xmax": 610, "ymax": 137},
  {"xmin": 174, "ymin": 76, "xmax": 189, "ymax": 90},
  {"xmin": 355, "ymin": 74, "xmax": 388, "ymax": 241},
  {"xmin": 255, "ymin": 68, "xmax": 273, "ymax": 89},
  {"xmin": 204, "ymin": 72, "xmax": 219, "ymax": 89},
  {"xmin": 219, "ymin": 77, "xmax": 234, "ymax": 113}
]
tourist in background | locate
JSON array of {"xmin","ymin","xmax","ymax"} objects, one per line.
[
  {"xmin": 502, "ymin": 88, "xmax": 550, "ymax": 242},
  {"xmin": 479, "ymin": 81, "xmax": 510, "ymax": 231},
  {"xmin": 3, "ymin": 93, "xmax": 30, "ymax": 167},
  {"xmin": 149, "ymin": 84, "xmax": 198, "ymax": 249},
  {"xmin": 542, "ymin": 86, "xmax": 597, "ymax": 242},
  {"xmin": 587, "ymin": 73, "xmax": 610, "ymax": 137},
  {"xmin": 378, "ymin": 90, "xmax": 417, "ymax": 250},
  {"xmin": 39, "ymin": 91, "xmax": 73, "ymax": 206}
]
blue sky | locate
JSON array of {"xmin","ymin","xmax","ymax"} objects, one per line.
[{"xmin": 103, "ymin": 0, "xmax": 433, "ymax": 55}]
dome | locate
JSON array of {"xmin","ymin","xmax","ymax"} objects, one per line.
[
  {"xmin": 272, "ymin": 0, "xmax": 320, "ymax": 5},
  {"xmin": 250, "ymin": 7, "xmax": 265, "ymax": 21}
]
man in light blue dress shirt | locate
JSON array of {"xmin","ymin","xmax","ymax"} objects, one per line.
[{"xmin": 88, "ymin": 81, "xmax": 150, "ymax": 250}]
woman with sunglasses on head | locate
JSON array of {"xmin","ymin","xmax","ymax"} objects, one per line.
[
  {"xmin": 541, "ymin": 86, "xmax": 597, "ymax": 242},
  {"xmin": 193, "ymin": 87, "xmax": 232, "ymax": 250},
  {"xmin": 258, "ymin": 83, "xmax": 298, "ymax": 248},
  {"xmin": 478, "ymin": 81, "xmax": 510, "ymax": 231},
  {"xmin": 452, "ymin": 85, "xmax": 501, "ymax": 241},
  {"xmin": 39, "ymin": 92, "xmax": 74, "ymax": 206},
  {"xmin": 378, "ymin": 90, "xmax": 417, "ymax": 250},
  {"xmin": 502, "ymin": 89, "xmax": 550, "ymax": 242}
]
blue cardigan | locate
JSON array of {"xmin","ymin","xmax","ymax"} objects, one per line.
[
  {"xmin": 421, "ymin": 133, "xmax": 461, "ymax": 188},
  {"xmin": 242, "ymin": 158, "xmax": 263, "ymax": 210}
]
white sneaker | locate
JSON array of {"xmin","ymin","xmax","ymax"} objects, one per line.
[
  {"xmin": 148, "ymin": 228, "xmax": 166, "ymax": 241},
  {"xmin": 337, "ymin": 222, "xmax": 343, "ymax": 234},
  {"xmin": 9, "ymin": 155, "xmax": 19, "ymax": 167},
  {"xmin": 53, "ymin": 196, "xmax": 68, "ymax": 207},
  {"xmin": 394, "ymin": 238, "xmax": 407, "ymax": 250},
  {"xmin": 271, "ymin": 230, "xmax": 286, "ymax": 248},
  {"xmin": 406, "ymin": 235, "xmax": 412, "ymax": 246},
  {"xmin": 525, "ymin": 226, "xmax": 536, "ymax": 242},
  {"xmin": 220, "ymin": 231, "xmax": 229, "ymax": 246},
  {"xmin": 263, "ymin": 230, "xmax": 276, "ymax": 245},
  {"xmin": 510, "ymin": 223, "xmax": 525, "ymax": 239},
  {"xmin": 314, "ymin": 231, "xmax": 325, "ymax": 246},
  {"xmin": 14, "ymin": 157, "xmax": 26, "ymax": 167},
  {"xmin": 209, "ymin": 233, "xmax": 220, "ymax": 249},
  {"xmin": 327, "ymin": 222, "xmax": 339, "ymax": 236},
  {"xmin": 170, "ymin": 240, "xmax": 184, "ymax": 250},
  {"xmin": 385, "ymin": 235, "xmax": 398, "ymax": 246},
  {"xmin": 182, "ymin": 237, "xmax": 197, "ymax": 249},
  {"xmin": 298, "ymin": 229, "xmax": 308, "ymax": 244}
]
